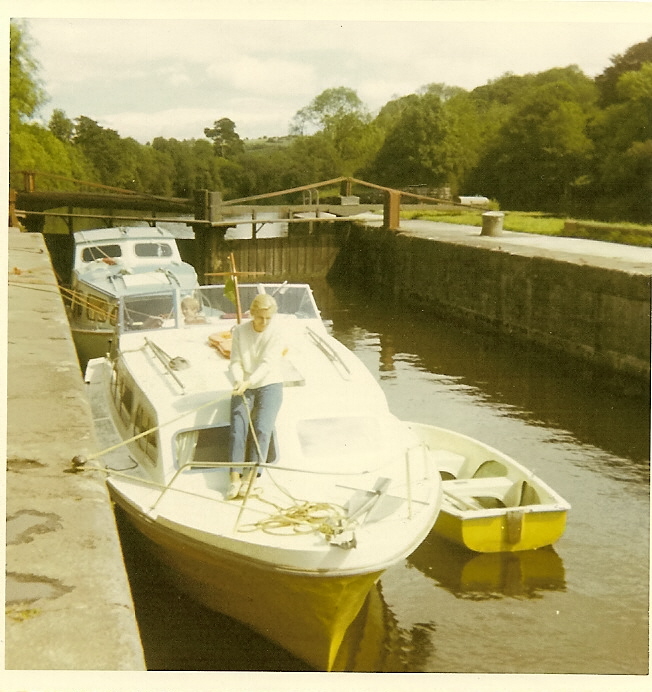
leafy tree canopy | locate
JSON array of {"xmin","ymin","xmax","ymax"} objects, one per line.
[
  {"xmin": 291, "ymin": 87, "xmax": 368, "ymax": 135},
  {"xmin": 596, "ymin": 36, "xmax": 652, "ymax": 106},
  {"xmin": 204, "ymin": 117, "xmax": 244, "ymax": 158},
  {"xmin": 10, "ymin": 20, "xmax": 46, "ymax": 130}
]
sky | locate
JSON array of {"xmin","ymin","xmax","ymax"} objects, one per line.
[{"xmin": 11, "ymin": 2, "xmax": 652, "ymax": 144}]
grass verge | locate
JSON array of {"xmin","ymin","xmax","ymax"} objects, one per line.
[{"xmin": 401, "ymin": 209, "xmax": 652, "ymax": 247}]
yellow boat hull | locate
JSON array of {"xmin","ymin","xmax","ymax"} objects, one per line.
[
  {"xmin": 434, "ymin": 506, "xmax": 568, "ymax": 553},
  {"xmin": 116, "ymin": 497, "xmax": 383, "ymax": 671}
]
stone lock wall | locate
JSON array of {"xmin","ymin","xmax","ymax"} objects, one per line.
[{"xmin": 334, "ymin": 226, "xmax": 650, "ymax": 384}]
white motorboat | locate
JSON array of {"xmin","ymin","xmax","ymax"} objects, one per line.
[
  {"xmin": 83, "ymin": 282, "xmax": 442, "ymax": 670},
  {"xmin": 65, "ymin": 226, "xmax": 198, "ymax": 364}
]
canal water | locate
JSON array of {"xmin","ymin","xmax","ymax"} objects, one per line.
[{"xmin": 113, "ymin": 277, "xmax": 649, "ymax": 675}]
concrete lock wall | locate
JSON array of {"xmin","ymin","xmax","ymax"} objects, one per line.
[{"xmin": 335, "ymin": 226, "xmax": 650, "ymax": 385}]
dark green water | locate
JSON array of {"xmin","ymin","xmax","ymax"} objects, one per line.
[{"xmin": 115, "ymin": 278, "xmax": 649, "ymax": 674}]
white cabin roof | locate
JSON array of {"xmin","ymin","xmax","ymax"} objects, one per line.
[{"xmin": 73, "ymin": 226, "xmax": 177, "ymax": 245}]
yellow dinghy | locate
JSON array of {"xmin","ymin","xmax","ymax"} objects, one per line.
[{"xmin": 408, "ymin": 423, "xmax": 570, "ymax": 553}]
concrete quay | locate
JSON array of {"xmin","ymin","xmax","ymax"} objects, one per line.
[{"xmin": 5, "ymin": 228, "xmax": 145, "ymax": 670}]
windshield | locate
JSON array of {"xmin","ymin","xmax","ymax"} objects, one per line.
[
  {"xmin": 118, "ymin": 283, "xmax": 320, "ymax": 334},
  {"xmin": 82, "ymin": 244, "xmax": 122, "ymax": 262}
]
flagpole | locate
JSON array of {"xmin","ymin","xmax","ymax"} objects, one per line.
[{"xmin": 229, "ymin": 252, "xmax": 243, "ymax": 323}]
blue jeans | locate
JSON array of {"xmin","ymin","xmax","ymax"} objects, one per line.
[{"xmin": 229, "ymin": 383, "xmax": 283, "ymax": 473}]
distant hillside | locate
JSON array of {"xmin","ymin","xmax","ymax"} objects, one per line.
[{"xmin": 244, "ymin": 135, "xmax": 297, "ymax": 151}]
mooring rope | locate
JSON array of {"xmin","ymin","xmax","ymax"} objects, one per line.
[{"xmin": 73, "ymin": 394, "xmax": 226, "ymax": 467}]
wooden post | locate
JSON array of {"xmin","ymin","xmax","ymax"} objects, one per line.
[
  {"xmin": 208, "ymin": 191, "xmax": 222, "ymax": 223},
  {"xmin": 383, "ymin": 190, "xmax": 401, "ymax": 230},
  {"xmin": 194, "ymin": 189, "xmax": 210, "ymax": 220},
  {"xmin": 8, "ymin": 189, "xmax": 19, "ymax": 228},
  {"xmin": 229, "ymin": 252, "xmax": 243, "ymax": 323},
  {"xmin": 23, "ymin": 171, "xmax": 35, "ymax": 193}
]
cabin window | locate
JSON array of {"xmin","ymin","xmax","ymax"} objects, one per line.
[
  {"xmin": 82, "ymin": 244, "xmax": 122, "ymax": 262},
  {"xmin": 175, "ymin": 426, "xmax": 231, "ymax": 467},
  {"xmin": 110, "ymin": 366, "xmax": 133, "ymax": 426},
  {"xmin": 110, "ymin": 365, "xmax": 119, "ymax": 402},
  {"xmin": 135, "ymin": 242, "xmax": 173, "ymax": 258},
  {"xmin": 134, "ymin": 405, "xmax": 158, "ymax": 463},
  {"xmin": 86, "ymin": 295, "xmax": 109, "ymax": 322},
  {"xmin": 71, "ymin": 292, "xmax": 84, "ymax": 319},
  {"xmin": 118, "ymin": 381, "xmax": 133, "ymax": 425}
]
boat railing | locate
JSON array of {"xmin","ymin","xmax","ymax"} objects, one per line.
[
  {"xmin": 305, "ymin": 326, "xmax": 351, "ymax": 380},
  {"xmin": 143, "ymin": 338, "xmax": 187, "ymax": 393}
]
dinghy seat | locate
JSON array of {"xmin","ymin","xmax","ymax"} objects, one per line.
[
  {"xmin": 442, "ymin": 476, "xmax": 540, "ymax": 511},
  {"xmin": 505, "ymin": 480, "xmax": 540, "ymax": 507},
  {"xmin": 478, "ymin": 479, "xmax": 541, "ymax": 509},
  {"xmin": 429, "ymin": 449, "xmax": 466, "ymax": 480},
  {"xmin": 472, "ymin": 459, "xmax": 508, "ymax": 478}
]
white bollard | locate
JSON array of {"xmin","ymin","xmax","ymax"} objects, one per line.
[{"xmin": 481, "ymin": 211, "xmax": 504, "ymax": 237}]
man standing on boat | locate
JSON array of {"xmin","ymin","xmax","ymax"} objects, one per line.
[{"xmin": 227, "ymin": 293, "xmax": 286, "ymax": 500}]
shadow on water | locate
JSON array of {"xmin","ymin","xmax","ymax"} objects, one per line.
[{"xmin": 114, "ymin": 507, "xmax": 313, "ymax": 671}]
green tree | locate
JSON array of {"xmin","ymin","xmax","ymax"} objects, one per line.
[
  {"xmin": 291, "ymin": 87, "xmax": 367, "ymax": 135},
  {"xmin": 49, "ymin": 108, "xmax": 74, "ymax": 143},
  {"xmin": 595, "ymin": 36, "xmax": 652, "ymax": 106},
  {"xmin": 204, "ymin": 117, "xmax": 244, "ymax": 158},
  {"xmin": 469, "ymin": 67, "xmax": 598, "ymax": 212},
  {"xmin": 73, "ymin": 116, "xmax": 142, "ymax": 188},
  {"xmin": 364, "ymin": 93, "xmax": 450, "ymax": 189},
  {"xmin": 10, "ymin": 20, "xmax": 45, "ymax": 131},
  {"xmin": 291, "ymin": 87, "xmax": 379, "ymax": 177},
  {"xmin": 589, "ymin": 61, "xmax": 652, "ymax": 220},
  {"xmin": 374, "ymin": 94, "xmax": 421, "ymax": 134},
  {"xmin": 9, "ymin": 21, "xmax": 96, "ymax": 190},
  {"xmin": 11, "ymin": 122, "xmax": 95, "ymax": 189}
]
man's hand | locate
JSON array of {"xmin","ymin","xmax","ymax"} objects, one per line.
[{"xmin": 233, "ymin": 380, "xmax": 250, "ymax": 396}]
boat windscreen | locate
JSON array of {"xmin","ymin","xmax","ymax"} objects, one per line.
[
  {"xmin": 135, "ymin": 242, "xmax": 174, "ymax": 258},
  {"xmin": 121, "ymin": 292, "xmax": 176, "ymax": 331},
  {"xmin": 206, "ymin": 284, "xmax": 319, "ymax": 319},
  {"xmin": 82, "ymin": 244, "xmax": 122, "ymax": 262}
]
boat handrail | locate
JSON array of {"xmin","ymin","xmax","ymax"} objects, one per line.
[
  {"xmin": 305, "ymin": 326, "xmax": 351, "ymax": 380},
  {"xmin": 143, "ymin": 338, "xmax": 186, "ymax": 393}
]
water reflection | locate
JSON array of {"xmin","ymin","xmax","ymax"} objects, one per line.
[
  {"xmin": 115, "ymin": 507, "xmax": 313, "ymax": 671},
  {"xmin": 323, "ymin": 283, "xmax": 650, "ymax": 468},
  {"xmin": 409, "ymin": 533, "xmax": 566, "ymax": 601}
]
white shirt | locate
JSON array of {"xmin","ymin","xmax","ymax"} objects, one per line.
[{"xmin": 229, "ymin": 318, "xmax": 287, "ymax": 388}]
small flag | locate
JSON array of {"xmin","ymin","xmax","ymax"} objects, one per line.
[{"xmin": 224, "ymin": 276, "xmax": 237, "ymax": 307}]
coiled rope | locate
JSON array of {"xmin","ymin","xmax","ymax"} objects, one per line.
[
  {"xmin": 232, "ymin": 393, "xmax": 355, "ymax": 541},
  {"xmin": 238, "ymin": 495, "xmax": 350, "ymax": 538}
]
